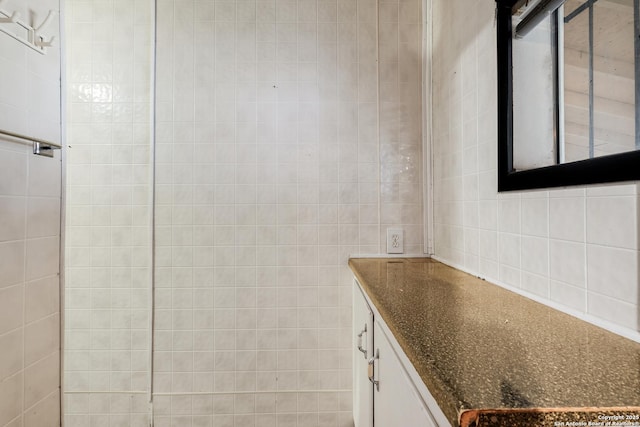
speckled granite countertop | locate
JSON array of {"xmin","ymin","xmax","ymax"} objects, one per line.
[{"xmin": 349, "ymin": 257, "xmax": 640, "ymax": 427}]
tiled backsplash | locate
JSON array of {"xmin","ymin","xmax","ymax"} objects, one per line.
[
  {"xmin": 0, "ymin": 1, "xmax": 62, "ymax": 426},
  {"xmin": 431, "ymin": 0, "xmax": 640, "ymax": 338}
]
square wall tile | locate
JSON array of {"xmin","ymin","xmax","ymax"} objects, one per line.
[
  {"xmin": 0, "ymin": 241, "xmax": 25, "ymax": 289},
  {"xmin": 587, "ymin": 196, "xmax": 637, "ymax": 250},
  {"xmin": 549, "ymin": 239, "xmax": 585, "ymax": 288},
  {"xmin": 0, "ymin": 197, "xmax": 26, "ymax": 242},
  {"xmin": 25, "ymin": 314, "xmax": 60, "ymax": 366},
  {"xmin": 549, "ymin": 197, "xmax": 584, "ymax": 242},
  {"xmin": 0, "ymin": 285, "xmax": 24, "ymax": 335},
  {"xmin": 0, "ymin": 329, "xmax": 23, "ymax": 382},
  {"xmin": 587, "ymin": 293, "xmax": 638, "ymax": 331},
  {"xmin": 0, "ymin": 372, "xmax": 23, "ymax": 426},
  {"xmin": 521, "ymin": 197, "xmax": 548, "ymax": 238},
  {"xmin": 26, "ymin": 237, "xmax": 60, "ymax": 281},
  {"xmin": 0, "ymin": 150, "xmax": 27, "ymax": 196},
  {"xmin": 24, "ymin": 389, "xmax": 60, "ymax": 427},
  {"xmin": 587, "ymin": 244, "xmax": 638, "ymax": 302}
]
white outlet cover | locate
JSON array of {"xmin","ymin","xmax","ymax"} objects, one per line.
[{"xmin": 386, "ymin": 228, "xmax": 404, "ymax": 254}]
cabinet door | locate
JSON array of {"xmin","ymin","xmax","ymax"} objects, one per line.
[
  {"xmin": 373, "ymin": 322, "xmax": 438, "ymax": 427},
  {"xmin": 353, "ymin": 281, "xmax": 374, "ymax": 427}
]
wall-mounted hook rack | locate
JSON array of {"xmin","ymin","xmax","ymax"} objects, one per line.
[
  {"xmin": 0, "ymin": 9, "xmax": 19, "ymax": 23},
  {"xmin": 0, "ymin": 1, "xmax": 55, "ymax": 54}
]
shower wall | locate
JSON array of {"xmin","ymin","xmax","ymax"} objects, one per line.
[
  {"xmin": 153, "ymin": 0, "xmax": 422, "ymax": 424},
  {"xmin": 64, "ymin": 0, "xmax": 423, "ymax": 424},
  {"xmin": 63, "ymin": 0, "xmax": 153, "ymax": 425},
  {"xmin": 0, "ymin": 1, "xmax": 62, "ymax": 426}
]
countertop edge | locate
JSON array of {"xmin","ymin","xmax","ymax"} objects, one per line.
[
  {"xmin": 349, "ymin": 258, "xmax": 463, "ymax": 426},
  {"xmin": 460, "ymin": 407, "xmax": 640, "ymax": 427}
]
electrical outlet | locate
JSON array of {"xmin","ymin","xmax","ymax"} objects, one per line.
[{"xmin": 386, "ymin": 228, "xmax": 404, "ymax": 254}]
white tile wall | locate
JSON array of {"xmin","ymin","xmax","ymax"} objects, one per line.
[
  {"xmin": 153, "ymin": 0, "xmax": 422, "ymax": 424},
  {"xmin": 65, "ymin": 0, "xmax": 422, "ymax": 425},
  {"xmin": 0, "ymin": 1, "xmax": 62, "ymax": 426},
  {"xmin": 379, "ymin": 0, "xmax": 423, "ymax": 254},
  {"xmin": 64, "ymin": 0, "xmax": 153, "ymax": 425},
  {"xmin": 64, "ymin": 393, "xmax": 149, "ymax": 427},
  {"xmin": 431, "ymin": 0, "xmax": 640, "ymax": 337}
]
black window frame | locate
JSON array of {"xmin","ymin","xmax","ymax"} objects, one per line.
[{"xmin": 496, "ymin": 0, "xmax": 640, "ymax": 192}]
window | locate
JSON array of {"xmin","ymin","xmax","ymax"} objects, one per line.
[{"xmin": 496, "ymin": 0, "xmax": 640, "ymax": 191}]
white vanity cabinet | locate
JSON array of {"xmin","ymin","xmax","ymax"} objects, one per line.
[
  {"xmin": 353, "ymin": 280, "xmax": 448, "ymax": 427},
  {"xmin": 372, "ymin": 322, "xmax": 438, "ymax": 426},
  {"xmin": 353, "ymin": 282, "xmax": 374, "ymax": 427}
]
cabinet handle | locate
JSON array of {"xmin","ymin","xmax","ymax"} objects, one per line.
[
  {"xmin": 357, "ymin": 324, "xmax": 367, "ymax": 358},
  {"xmin": 368, "ymin": 349, "xmax": 379, "ymax": 391}
]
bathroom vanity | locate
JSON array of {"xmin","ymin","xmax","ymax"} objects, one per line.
[
  {"xmin": 353, "ymin": 276, "xmax": 449, "ymax": 427},
  {"xmin": 349, "ymin": 258, "xmax": 640, "ymax": 427}
]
